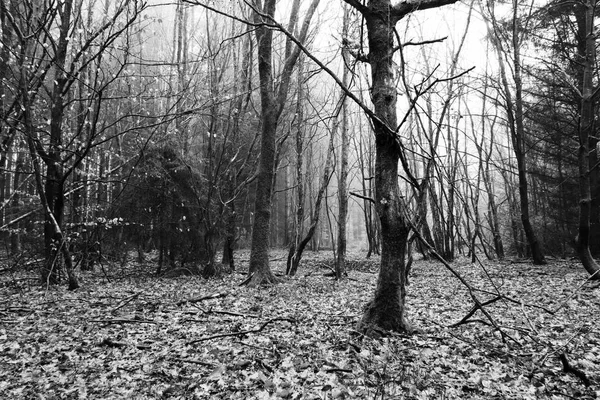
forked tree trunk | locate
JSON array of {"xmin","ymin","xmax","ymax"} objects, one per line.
[{"xmin": 247, "ymin": 0, "xmax": 320, "ymax": 286}]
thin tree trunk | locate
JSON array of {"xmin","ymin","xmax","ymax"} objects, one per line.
[
  {"xmin": 335, "ymin": 4, "xmax": 351, "ymax": 280},
  {"xmin": 287, "ymin": 109, "xmax": 335, "ymax": 276}
]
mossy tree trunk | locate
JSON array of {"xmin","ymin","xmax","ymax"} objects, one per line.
[{"xmin": 345, "ymin": 0, "xmax": 457, "ymax": 336}]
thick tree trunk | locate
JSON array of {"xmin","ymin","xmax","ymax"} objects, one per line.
[
  {"xmin": 348, "ymin": 0, "xmax": 457, "ymax": 336},
  {"xmin": 575, "ymin": 0, "xmax": 600, "ymax": 279},
  {"xmin": 247, "ymin": 0, "xmax": 280, "ymax": 286},
  {"xmin": 356, "ymin": 1, "xmax": 411, "ymax": 336}
]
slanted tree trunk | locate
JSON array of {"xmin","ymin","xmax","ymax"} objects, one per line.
[{"xmin": 346, "ymin": 0, "xmax": 457, "ymax": 336}]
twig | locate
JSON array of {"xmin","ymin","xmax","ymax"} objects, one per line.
[
  {"xmin": 187, "ymin": 317, "xmax": 296, "ymax": 344},
  {"xmin": 450, "ymin": 296, "xmax": 501, "ymax": 327},
  {"xmin": 520, "ymin": 300, "xmax": 539, "ymax": 335},
  {"xmin": 171, "ymin": 357, "xmax": 213, "ymax": 367},
  {"xmin": 325, "ymin": 368, "xmax": 353, "ymax": 373},
  {"xmin": 239, "ymin": 273, "xmax": 253, "ymax": 286}
]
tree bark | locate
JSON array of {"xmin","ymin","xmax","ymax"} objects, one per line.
[
  {"xmin": 247, "ymin": 0, "xmax": 320, "ymax": 286},
  {"xmin": 575, "ymin": 0, "xmax": 600, "ymax": 278},
  {"xmin": 247, "ymin": 0, "xmax": 279, "ymax": 284},
  {"xmin": 335, "ymin": 4, "xmax": 351, "ymax": 280},
  {"xmin": 347, "ymin": 0, "xmax": 458, "ymax": 336}
]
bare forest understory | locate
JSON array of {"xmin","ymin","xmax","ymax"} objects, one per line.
[{"xmin": 1, "ymin": 250, "xmax": 599, "ymax": 400}]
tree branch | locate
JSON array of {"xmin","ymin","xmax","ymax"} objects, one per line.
[
  {"xmin": 187, "ymin": 317, "xmax": 295, "ymax": 344},
  {"xmin": 392, "ymin": 0, "xmax": 459, "ymax": 19},
  {"xmin": 342, "ymin": 0, "xmax": 369, "ymax": 15},
  {"xmin": 350, "ymin": 191, "xmax": 375, "ymax": 203}
]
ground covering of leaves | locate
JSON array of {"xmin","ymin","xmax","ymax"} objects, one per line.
[{"xmin": 1, "ymin": 250, "xmax": 599, "ymax": 399}]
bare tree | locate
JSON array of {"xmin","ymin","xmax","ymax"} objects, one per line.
[
  {"xmin": 343, "ymin": 0, "xmax": 459, "ymax": 336},
  {"xmin": 246, "ymin": 0, "xmax": 320, "ymax": 286},
  {"xmin": 5, "ymin": 0, "xmax": 145, "ymax": 288},
  {"xmin": 482, "ymin": 0, "xmax": 546, "ymax": 264}
]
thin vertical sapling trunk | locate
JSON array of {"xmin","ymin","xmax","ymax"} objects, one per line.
[
  {"xmin": 335, "ymin": 4, "xmax": 351, "ymax": 280},
  {"xmin": 287, "ymin": 108, "xmax": 336, "ymax": 276}
]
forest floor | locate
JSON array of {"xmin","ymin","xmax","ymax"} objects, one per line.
[{"xmin": 0, "ymin": 250, "xmax": 599, "ymax": 400}]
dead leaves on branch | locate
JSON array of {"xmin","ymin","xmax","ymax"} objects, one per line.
[{"xmin": 0, "ymin": 253, "xmax": 599, "ymax": 399}]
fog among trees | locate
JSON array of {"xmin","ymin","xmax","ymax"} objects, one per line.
[{"xmin": 2, "ymin": 0, "xmax": 600, "ymax": 330}]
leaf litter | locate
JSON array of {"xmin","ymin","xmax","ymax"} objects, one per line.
[{"xmin": 0, "ymin": 251, "xmax": 599, "ymax": 399}]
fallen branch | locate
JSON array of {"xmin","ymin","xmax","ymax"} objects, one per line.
[
  {"xmin": 559, "ymin": 352, "xmax": 591, "ymax": 386},
  {"xmin": 89, "ymin": 318, "xmax": 155, "ymax": 325},
  {"xmin": 111, "ymin": 293, "xmax": 140, "ymax": 314},
  {"xmin": 204, "ymin": 309, "xmax": 260, "ymax": 319},
  {"xmin": 450, "ymin": 296, "xmax": 502, "ymax": 327},
  {"xmin": 171, "ymin": 357, "xmax": 213, "ymax": 367},
  {"xmin": 175, "ymin": 292, "xmax": 227, "ymax": 306},
  {"xmin": 405, "ymin": 212, "xmax": 518, "ymax": 344},
  {"xmin": 187, "ymin": 317, "xmax": 296, "ymax": 344}
]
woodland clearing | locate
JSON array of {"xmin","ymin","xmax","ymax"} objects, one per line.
[{"xmin": 0, "ymin": 250, "xmax": 599, "ymax": 399}]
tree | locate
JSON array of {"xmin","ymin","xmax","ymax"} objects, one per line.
[
  {"xmin": 343, "ymin": 0, "xmax": 458, "ymax": 336},
  {"xmin": 572, "ymin": 0, "xmax": 600, "ymax": 278},
  {"xmin": 335, "ymin": 4, "xmax": 352, "ymax": 280},
  {"xmin": 286, "ymin": 63, "xmax": 336, "ymax": 276},
  {"xmin": 246, "ymin": 0, "xmax": 320, "ymax": 286},
  {"xmin": 6, "ymin": 0, "xmax": 145, "ymax": 288},
  {"xmin": 482, "ymin": 0, "xmax": 546, "ymax": 264}
]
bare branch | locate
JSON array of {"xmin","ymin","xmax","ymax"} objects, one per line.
[
  {"xmin": 399, "ymin": 35, "xmax": 447, "ymax": 48},
  {"xmin": 350, "ymin": 191, "xmax": 375, "ymax": 203},
  {"xmin": 392, "ymin": 0, "xmax": 459, "ymax": 19},
  {"xmin": 342, "ymin": 0, "xmax": 369, "ymax": 15}
]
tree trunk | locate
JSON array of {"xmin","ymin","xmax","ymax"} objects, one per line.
[
  {"xmin": 485, "ymin": 0, "xmax": 545, "ymax": 264},
  {"xmin": 347, "ymin": 0, "xmax": 457, "ymax": 336},
  {"xmin": 247, "ymin": 0, "xmax": 320, "ymax": 286},
  {"xmin": 335, "ymin": 4, "xmax": 351, "ymax": 280},
  {"xmin": 575, "ymin": 0, "xmax": 600, "ymax": 278},
  {"xmin": 355, "ymin": 1, "xmax": 409, "ymax": 336},
  {"xmin": 287, "ymin": 110, "xmax": 335, "ymax": 276}
]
